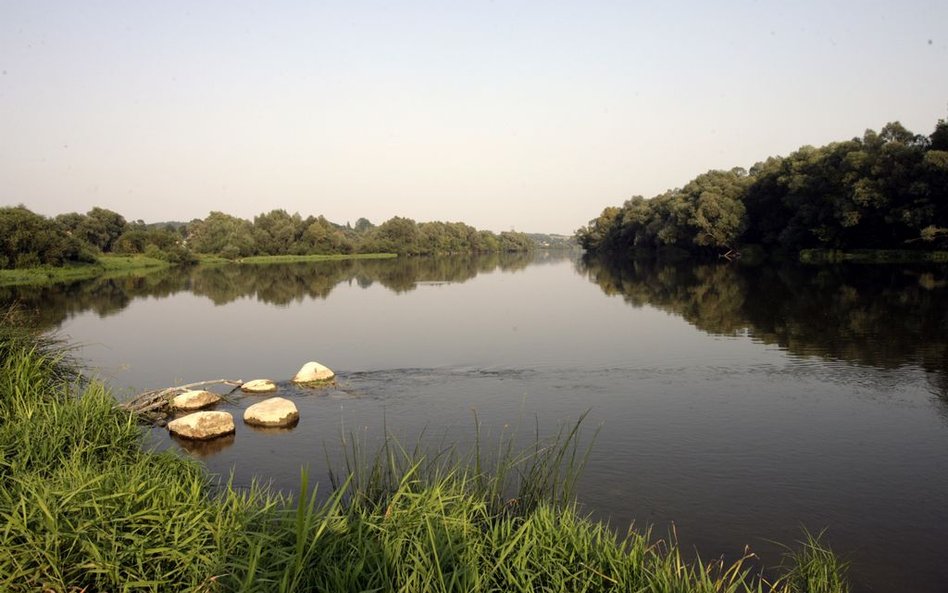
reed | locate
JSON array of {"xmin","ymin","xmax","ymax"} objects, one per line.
[
  {"xmin": 770, "ymin": 530, "xmax": 851, "ymax": 593},
  {"xmin": 327, "ymin": 410, "xmax": 595, "ymax": 517}
]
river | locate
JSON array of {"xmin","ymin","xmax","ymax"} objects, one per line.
[{"xmin": 4, "ymin": 252, "xmax": 947, "ymax": 592}]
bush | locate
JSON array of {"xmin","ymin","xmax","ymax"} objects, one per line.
[
  {"xmin": 14, "ymin": 252, "xmax": 40, "ymax": 269},
  {"xmin": 220, "ymin": 243, "xmax": 242, "ymax": 260}
]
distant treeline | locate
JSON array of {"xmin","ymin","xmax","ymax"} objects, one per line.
[
  {"xmin": 577, "ymin": 118, "xmax": 948, "ymax": 257},
  {"xmin": 0, "ymin": 207, "xmax": 535, "ymax": 269}
]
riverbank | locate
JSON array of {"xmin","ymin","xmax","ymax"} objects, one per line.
[
  {"xmin": 0, "ymin": 312, "xmax": 850, "ymax": 592},
  {"xmin": 236, "ymin": 252, "xmax": 398, "ymax": 265},
  {"xmin": 0, "ymin": 254, "xmax": 170, "ymax": 287},
  {"xmin": 0, "ymin": 253, "xmax": 399, "ymax": 287},
  {"xmin": 798, "ymin": 248, "xmax": 948, "ymax": 264}
]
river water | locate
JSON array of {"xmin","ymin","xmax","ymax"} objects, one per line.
[{"xmin": 5, "ymin": 252, "xmax": 947, "ymax": 592}]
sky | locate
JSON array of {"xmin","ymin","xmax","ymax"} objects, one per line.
[{"xmin": 1, "ymin": 1, "xmax": 946, "ymax": 234}]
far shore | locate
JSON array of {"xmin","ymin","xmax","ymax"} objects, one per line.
[
  {"xmin": 230, "ymin": 252, "xmax": 397, "ymax": 265},
  {"xmin": 0, "ymin": 252, "xmax": 398, "ymax": 287}
]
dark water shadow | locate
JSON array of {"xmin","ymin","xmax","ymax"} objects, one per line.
[
  {"xmin": 577, "ymin": 256, "xmax": 948, "ymax": 403},
  {"xmin": 170, "ymin": 433, "xmax": 236, "ymax": 458},
  {"xmin": 244, "ymin": 423, "xmax": 299, "ymax": 435}
]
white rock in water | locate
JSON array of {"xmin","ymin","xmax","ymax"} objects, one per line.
[
  {"xmin": 171, "ymin": 390, "xmax": 221, "ymax": 411},
  {"xmin": 241, "ymin": 379, "xmax": 277, "ymax": 393},
  {"xmin": 167, "ymin": 411, "xmax": 235, "ymax": 440},
  {"xmin": 292, "ymin": 361, "xmax": 335, "ymax": 383},
  {"xmin": 243, "ymin": 397, "xmax": 299, "ymax": 427}
]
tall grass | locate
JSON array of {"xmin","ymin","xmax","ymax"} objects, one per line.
[
  {"xmin": 327, "ymin": 410, "xmax": 594, "ymax": 518},
  {"xmin": 0, "ymin": 307, "xmax": 849, "ymax": 592},
  {"xmin": 772, "ymin": 531, "xmax": 851, "ymax": 593},
  {"xmin": 0, "ymin": 306, "xmax": 258, "ymax": 590}
]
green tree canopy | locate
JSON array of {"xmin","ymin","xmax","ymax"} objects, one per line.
[
  {"xmin": 578, "ymin": 117, "xmax": 948, "ymax": 257},
  {"xmin": 187, "ymin": 212, "xmax": 256, "ymax": 258},
  {"xmin": 0, "ymin": 206, "xmax": 94, "ymax": 268}
]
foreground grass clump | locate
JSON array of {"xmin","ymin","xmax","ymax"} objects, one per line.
[
  {"xmin": 0, "ymin": 311, "xmax": 849, "ymax": 592},
  {"xmin": 0, "ymin": 308, "xmax": 260, "ymax": 590}
]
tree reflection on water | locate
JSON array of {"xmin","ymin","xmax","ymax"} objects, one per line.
[
  {"xmin": 578, "ymin": 256, "xmax": 948, "ymax": 400},
  {"xmin": 0, "ymin": 251, "xmax": 545, "ymax": 329}
]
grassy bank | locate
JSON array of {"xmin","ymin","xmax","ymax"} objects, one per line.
[
  {"xmin": 0, "ymin": 254, "xmax": 169, "ymax": 287},
  {"xmin": 236, "ymin": 252, "xmax": 398, "ymax": 264},
  {"xmin": 0, "ymin": 313, "xmax": 848, "ymax": 592},
  {"xmin": 0, "ymin": 253, "xmax": 398, "ymax": 287}
]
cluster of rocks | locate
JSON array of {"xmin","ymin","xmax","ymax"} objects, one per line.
[{"xmin": 167, "ymin": 361, "xmax": 333, "ymax": 441}]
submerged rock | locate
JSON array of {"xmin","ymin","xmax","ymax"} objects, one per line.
[
  {"xmin": 292, "ymin": 361, "xmax": 335, "ymax": 384},
  {"xmin": 171, "ymin": 390, "xmax": 221, "ymax": 411},
  {"xmin": 241, "ymin": 379, "xmax": 277, "ymax": 393},
  {"xmin": 167, "ymin": 411, "xmax": 235, "ymax": 440},
  {"xmin": 243, "ymin": 397, "xmax": 299, "ymax": 428}
]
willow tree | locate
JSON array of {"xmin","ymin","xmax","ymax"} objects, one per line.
[
  {"xmin": 187, "ymin": 212, "xmax": 256, "ymax": 258},
  {"xmin": 684, "ymin": 168, "xmax": 750, "ymax": 252}
]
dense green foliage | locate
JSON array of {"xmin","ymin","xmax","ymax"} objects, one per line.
[
  {"xmin": 0, "ymin": 311, "xmax": 848, "ymax": 591},
  {"xmin": 578, "ymin": 119, "xmax": 948, "ymax": 257},
  {"xmin": 186, "ymin": 211, "xmax": 534, "ymax": 258},
  {"xmin": 0, "ymin": 206, "xmax": 97, "ymax": 268},
  {"xmin": 0, "ymin": 205, "xmax": 533, "ymax": 269},
  {"xmin": 0, "ymin": 205, "xmax": 193, "ymax": 268}
]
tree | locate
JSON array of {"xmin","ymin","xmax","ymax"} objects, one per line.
[
  {"xmin": 685, "ymin": 169, "xmax": 749, "ymax": 250},
  {"xmin": 930, "ymin": 119, "xmax": 948, "ymax": 151},
  {"xmin": 369, "ymin": 217, "xmax": 422, "ymax": 255},
  {"xmin": 252, "ymin": 209, "xmax": 303, "ymax": 255},
  {"xmin": 499, "ymin": 231, "xmax": 533, "ymax": 252},
  {"xmin": 302, "ymin": 216, "xmax": 354, "ymax": 254},
  {"xmin": 78, "ymin": 207, "xmax": 127, "ymax": 252},
  {"xmin": 0, "ymin": 206, "xmax": 93, "ymax": 268},
  {"xmin": 187, "ymin": 212, "xmax": 256, "ymax": 258},
  {"xmin": 576, "ymin": 207, "xmax": 622, "ymax": 252},
  {"xmin": 354, "ymin": 217, "xmax": 375, "ymax": 233}
]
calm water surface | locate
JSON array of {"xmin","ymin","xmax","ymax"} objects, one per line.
[{"xmin": 6, "ymin": 253, "xmax": 948, "ymax": 592}]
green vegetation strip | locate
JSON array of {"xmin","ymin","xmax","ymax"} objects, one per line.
[
  {"xmin": 0, "ymin": 309, "xmax": 848, "ymax": 592},
  {"xmin": 1, "ymin": 203, "xmax": 535, "ymax": 276},
  {"xmin": 237, "ymin": 253, "xmax": 398, "ymax": 264},
  {"xmin": 0, "ymin": 255, "xmax": 169, "ymax": 287},
  {"xmin": 0, "ymin": 254, "xmax": 398, "ymax": 287}
]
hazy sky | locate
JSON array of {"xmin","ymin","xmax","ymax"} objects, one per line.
[{"xmin": 2, "ymin": 1, "xmax": 946, "ymax": 234}]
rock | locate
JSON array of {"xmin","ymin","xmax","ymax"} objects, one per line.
[
  {"xmin": 167, "ymin": 411, "xmax": 235, "ymax": 440},
  {"xmin": 243, "ymin": 397, "xmax": 299, "ymax": 428},
  {"xmin": 292, "ymin": 361, "xmax": 335, "ymax": 383},
  {"xmin": 171, "ymin": 390, "xmax": 222, "ymax": 411},
  {"xmin": 241, "ymin": 379, "xmax": 277, "ymax": 393}
]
